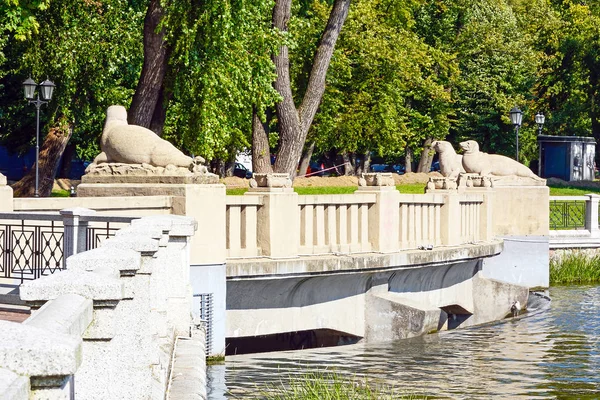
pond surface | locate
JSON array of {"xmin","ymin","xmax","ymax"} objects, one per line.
[{"xmin": 208, "ymin": 285, "xmax": 600, "ymax": 399}]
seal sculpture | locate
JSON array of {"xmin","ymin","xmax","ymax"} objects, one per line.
[
  {"xmin": 432, "ymin": 140, "xmax": 465, "ymax": 178},
  {"xmin": 89, "ymin": 105, "xmax": 201, "ymax": 169},
  {"xmin": 460, "ymin": 140, "xmax": 541, "ymax": 179}
]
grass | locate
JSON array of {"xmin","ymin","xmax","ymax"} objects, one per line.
[
  {"xmin": 548, "ymin": 182, "xmax": 600, "ymax": 196},
  {"xmin": 51, "ymin": 189, "xmax": 69, "ymax": 197},
  {"xmin": 258, "ymin": 371, "xmax": 426, "ymax": 400},
  {"xmin": 550, "ymin": 252, "xmax": 600, "ymax": 284},
  {"xmin": 226, "ymin": 184, "xmax": 426, "ymax": 196},
  {"xmin": 206, "ymin": 354, "xmax": 225, "ymax": 365}
]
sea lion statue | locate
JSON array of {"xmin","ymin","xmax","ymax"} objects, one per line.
[
  {"xmin": 432, "ymin": 140, "xmax": 465, "ymax": 178},
  {"xmin": 459, "ymin": 140, "xmax": 542, "ymax": 179},
  {"xmin": 87, "ymin": 105, "xmax": 203, "ymax": 171}
]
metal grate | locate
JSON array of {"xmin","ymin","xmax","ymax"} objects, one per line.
[
  {"xmin": 195, "ymin": 293, "xmax": 213, "ymax": 355},
  {"xmin": 549, "ymin": 200, "xmax": 586, "ymax": 230},
  {"xmin": 0, "ymin": 221, "xmax": 65, "ymax": 282}
]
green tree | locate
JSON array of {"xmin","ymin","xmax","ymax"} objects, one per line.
[
  {"xmin": 0, "ymin": 0, "xmax": 144, "ymax": 196},
  {"xmin": 293, "ymin": 0, "xmax": 456, "ymax": 174},
  {"xmin": 448, "ymin": 0, "xmax": 538, "ymax": 158}
]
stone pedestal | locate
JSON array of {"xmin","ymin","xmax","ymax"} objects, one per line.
[
  {"xmin": 78, "ymin": 178, "xmax": 225, "ymax": 266},
  {"xmin": 356, "ymin": 185, "xmax": 400, "ymax": 252},
  {"xmin": 0, "ymin": 173, "xmax": 13, "ymax": 212},
  {"xmin": 246, "ymin": 174, "xmax": 299, "ymax": 258},
  {"xmin": 488, "ymin": 185, "xmax": 549, "ymax": 236}
]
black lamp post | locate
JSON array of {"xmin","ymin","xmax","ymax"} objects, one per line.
[
  {"xmin": 509, "ymin": 106, "xmax": 523, "ymax": 162},
  {"xmin": 535, "ymin": 112, "xmax": 545, "ymax": 135},
  {"xmin": 23, "ymin": 77, "xmax": 55, "ymax": 197}
]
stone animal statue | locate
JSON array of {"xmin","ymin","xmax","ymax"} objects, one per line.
[
  {"xmin": 460, "ymin": 140, "xmax": 542, "ymax": 179},
  {"xmin": 89, "ymin": 105, "xmax": 202, "ymax": 169},
  {"xmin": 432, "ymin": 140, "xmax": 465, "ymax": 178}
]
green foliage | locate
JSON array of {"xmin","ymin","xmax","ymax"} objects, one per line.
[
  {"xmin": 527, "ymin": 0, "xmax": 600, "ymax": 142},
  {"xmin": 550, "ymin": 253, "xmax": 600, "ymax": 284},
  {"xmin": 449, "ymin": 0, "xmax": 538, "ymax": 157},
  {"xmin": 295, "ymin": 0, "xmax": 456, "ymax": 160},
  {"xmin": 260, "ymin": 371, "xmax": 425, "ymax": 399},
  {"xmin": 3, "ymin": 0, "xmax": 600, "ymax": 172},
  {"xmin": 161, "ymin": 0, "xmax": 282, "ymax": 161},
  {"xmin": 0, "ymin": 0, "xmax": 50, "ymax": 70},
  {"xmin": 0, "ymin": 0, "xmax": 145, "ymax": 159}
]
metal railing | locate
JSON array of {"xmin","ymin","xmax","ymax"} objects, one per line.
[
  {"xmin": 0, "ymin": 211, "xmax": 135, "ymax": 282},
  {"xmin": 196, "ymin": 293, "xmax": 213, "ymax": 355},
  {"xmin": 549, "ymin": 196, "xmax": 587, "ymax": 230}
]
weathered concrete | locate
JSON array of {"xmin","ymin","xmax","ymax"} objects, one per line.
[
  {"xmin": 482, "ymin": 236, "xmax": 549, "ymax": 289},
  {"xmin": 0, "ymin": 215, "xmax": 202, "ymax": 400},
  {"xmin": 167, "ymin": 331, "xmax": 207, "ymax": 400},
  {"xmin": 226, "ymin": 241, "xmax": 529, "ymax": 343},
  {"xmin": 227, "ymin": 240, "xmax": 503, "ymax": 279},
  {"xmin": 0, "ymin": 368, "xmax": 29, "ymax": 400}
]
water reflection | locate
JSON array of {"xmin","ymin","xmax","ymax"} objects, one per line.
[{"xmin": 210, "ymin": 286, "xmax": 600, "ymax": 399}]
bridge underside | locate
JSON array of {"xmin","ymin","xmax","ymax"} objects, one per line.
[{"xmin": 226, "ymin": 240, "xmax": 529, "ymax": 352}]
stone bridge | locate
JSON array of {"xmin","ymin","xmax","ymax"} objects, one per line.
[{"xmin": 0, "ymin": 173, "xmax": 550, "ymax": 360}]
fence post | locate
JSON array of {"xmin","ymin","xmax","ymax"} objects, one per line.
[
  {"xmin": 585, "ymin": 194, "xmax": 600, "ymax": 237},
  {"xmin": 60, "ymin": 207, "xmax": 96, "ymax": 266},
  {"xmin": 0, "ymin": 173, "xmax": 13, "ymax": 212},
  {"xmin": 440, "ymin": 192, "xmax": 461, "ymax": 246},
  {"xmin": 356, "ymin": 176, "xmax": 400, "ymax": 253},
  {"xmin": 247, "ymin": 174, "xmax": 299, "ymax": 258}
]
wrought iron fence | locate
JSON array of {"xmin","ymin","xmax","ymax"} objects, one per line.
[
  {"xmin": 549, "ymin": 200, "xmax": 586, "ymax": 230},
  {"xmin": 0, "ymin": 219, "xmax": 64, "ymax": 281},
  {"xmin": 84, "ymin": 218, "xmax": 133, "ymax": 250},
  {"xmin": 0, "ymin": 212, "xmax": 134, "ymax": 283}
]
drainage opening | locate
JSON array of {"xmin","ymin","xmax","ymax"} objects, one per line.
[{"xmin": 226, "ymin": 328, "xmax": 361, "ymax": 355}]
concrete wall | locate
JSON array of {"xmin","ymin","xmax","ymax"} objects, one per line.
[
  {"xmin": 469, "ymin": 185, "xmax": 550, "ymax": 289},
  {"xmin": 227, "ymin": 243, "xmax": 529, "ymax": 345},
  {"xmin": 0, "ymin": 215, "xmax": 207, "ymax": 400},
  {"xmin": 482, "ymin": 236, "xmax": 549, "ymax": 289}
]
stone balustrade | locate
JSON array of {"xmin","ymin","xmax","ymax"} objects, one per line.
[
  {"xmin": 224, "ymin": 177, "xmax": 490, "ymax": 258},
  {"xmin": 298, "ymin": 194, "xmax": 375, "ymax": 255},
  {"xmin": 0, "ymin": 214, "xmax": 204, "ymax": 400},
  {"xmin": 398, "ymin": 194, "xmax": 444, "ymax": 249},
  {"xmin": 225, "ymin": 195, "xmax": 263, "ymax": 258}
]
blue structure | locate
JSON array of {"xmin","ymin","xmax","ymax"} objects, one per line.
[
  {"xmin": 0, "ymin": 146, "xmax": 89, "ymax": 181},
  {"xmin": 537, "ymin": 135, "xmax": 596, "ymax": 181},
  {"xmin": 0, "ymin": 147, "xmax": 35, "ymax": 181}
]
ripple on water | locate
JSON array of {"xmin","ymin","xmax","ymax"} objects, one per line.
[{"xmin": 209, "ymin": 286, "xmax": 600, "ymax": 399}]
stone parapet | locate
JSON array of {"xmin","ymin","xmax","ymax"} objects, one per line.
[{"xmin": 0, "ymin": 214, "xmax": 201, "ymax": 400}]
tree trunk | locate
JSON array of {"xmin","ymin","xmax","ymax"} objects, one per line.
[
  {"xmin": 252, "ymin": 108, "xmax": 273, "ymax": 173},
  {"xmin": 149, "ymin": 82, "xmax": 172, "ymax": 137},
  {"xmin": 272, "ymin": 0, "xmax": 351, "ymax": 178},
  {"xmin": 417, "ymin": 138, "xmax": 434, "ymax": 173},
  {"xmin": 128, "ymin": 0, "xmax": 168, "ymax": 130},
  {"xmin": 342, "ymin": 152, "xmax": 353, "ymax": 175},
  {"xmin": 297, "ymin": 141, "xmax": 315, "ymax": 177},
  {"xmin": 350, "ymin": 153, "xmax": 358, "ymax": 175},
  {"xmin": 361, "ymin": 150, "xmax": 371, "ymax": 174},
  {"xmin": 12, "ymin": 122, "xmax": 73, "ymax": 197},
  {"xmin": 405, "ymin": 147, "xmax": 413, "ymax": 173},
  {"xmin": 58, "ymin": 143, "xmax": 76, "ymax": 178}
]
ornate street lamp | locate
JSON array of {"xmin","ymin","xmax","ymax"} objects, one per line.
[
  {"xmin": 22, "ymin": 77, "xmax": 55, "ymax": 197},
  {"xmin": 509, "ymin": 106, "xmax": 523, "ymax": 162},
  {"xmin": 535, "ymin": 112, "xmax": 545, "ymax": 135}
]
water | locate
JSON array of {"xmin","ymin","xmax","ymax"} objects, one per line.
[{"xmin": 208, "ymin": 286, "xmax": 600, "ymax": 399}]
